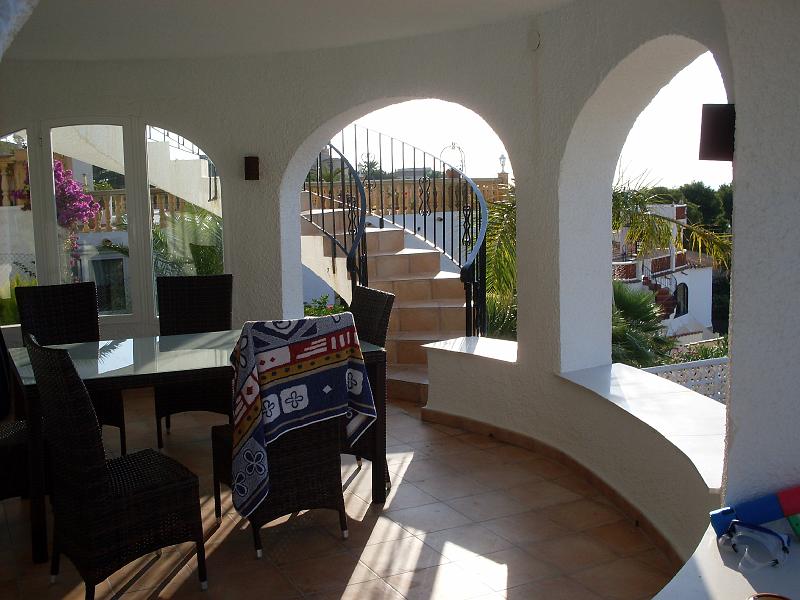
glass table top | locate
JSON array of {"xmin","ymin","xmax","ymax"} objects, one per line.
[{"xmin": 9, "ymin": 329, "xmax": 382, "ymax": 386}]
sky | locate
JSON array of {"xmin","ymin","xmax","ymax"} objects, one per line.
[{"xmin": 344, "ymin": 51, "xmax": 731, "ymax": 189}]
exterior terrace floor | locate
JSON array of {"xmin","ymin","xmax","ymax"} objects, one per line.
[{"xmin": 0, "ymin": 390, "xmax": 678, "ymax": 599}]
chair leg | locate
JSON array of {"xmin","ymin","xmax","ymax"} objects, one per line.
[
  {"xmin": 49, "ymin": 536, "xmax": 60, "ymax": 583},
  {"xmin": 84, "ymin": 584, "xmax": 95, "ymax": 600},
  {"xmin": 165, "ymin": 413, "xmax": 171, "ymax": 433},
  {"xmin": 251, "ymin": 524, "xmax": 263, "ymax": 559},
  {"xmin": 118, "ymin": 419, "xmax": 127, "ymax": 456},
  {"xmin": 356, "ymin": 456, "xmax": 363, "ymax": 468},
  {"xmin": 156, "ymin": 416, "xmax": 164, "ymax": 449},
  {"xmin": 195, "ymin": 534, "xmax": 208, "ymax": 591},
  {"xmin": 338, "ymin": 505, "xmax": 348, "ymax": 540},
  {"xmin": 213, "ymin": 471, "xmax": 222, "ymax": 522}
]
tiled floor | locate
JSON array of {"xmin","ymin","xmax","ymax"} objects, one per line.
[{"xmin": 0, "ymin": 390, "xmax": 678, "ymax": 599}]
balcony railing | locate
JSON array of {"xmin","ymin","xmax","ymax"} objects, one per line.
[{"xmin": 644, "ymin": 357, "xmax": 729, "ymax": 404}]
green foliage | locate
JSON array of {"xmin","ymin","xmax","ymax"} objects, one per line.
[
  {"xmin": 303, "ymin": 294, "xmax": 345, "ymax": 316},
  {"xmin": 358, "ymin": 158, "xmax": 392, "ymax": 180},
  {"xmin": 670, "ymin": 337, "xmax": 728, "ymax": 362},
  {"xmin": 485, "ymin": 187, "xmax": 518, "ymax": 339},
  {"xmin": 613, "ymin": 175, "xmax": 732, "ymax": 269},
  {"xmin": 717, "ymin": 183, "xmax": 733, "ymax": 227},
  {"xmin": 611, "ymin": 281, "xmax": 676, "ymax": 367},
  {"xmin": 679, "ymin": 181, "xmax": 728, "ymax": 229},
  {"xmin": 0, "ymin": 274, "xmax": 38, "ymax": 326}
]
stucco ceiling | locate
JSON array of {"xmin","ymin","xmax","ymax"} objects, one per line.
[{"xmin": 6, "ymin": 0, "xmax": 574, "ymax": 60}]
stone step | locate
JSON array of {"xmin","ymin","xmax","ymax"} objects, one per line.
[
  {"xmin": 386, "ymin": 330, "xmax": 463, "ymax": 366},
  {"xmin": 367, "ymin": 248, "xmax": 441, "ymax": 280},
  {"xmin": 389, "ymin": 299, "xmax": 466, "ymax": 333},
  {"xmin": 370, "ymin": 271, "xmax": 464, "ymax": 303},
  {"xmin": 387, "ymin": 364, "xmax": 429, "ymax": 405}
]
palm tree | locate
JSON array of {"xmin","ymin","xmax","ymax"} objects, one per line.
[
  {"xmin": 613, "ymin": 175, "xmax": 732, "ymax": 269},
  {"xmin": 484, "ymin": 186, "xmax": 517, "ymax": 339},
  {"xmin": 611, "ymin": 280, "xmax": 675, "ymax": 367}
]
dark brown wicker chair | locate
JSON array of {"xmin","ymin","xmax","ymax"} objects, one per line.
[
  {"xmin": 0, "ymin": 325, "xmax": 28, "ymax": 500},
  {"xmin": 348, "ymin": 284, "xmax": 395, "ymax": 347},
  {"xmin": 346, "ymin": 285, "xmax": 394, "ymax": 481},
  {"xmin": 154, "ymin": 275, "xmax": 233, "ymax": 448},
  {"xmin": 211, "ymin": 419, "xmax": 348, "ymax": 557},
  {"xmin": 24, "ymin": 334, "xmax": 207, "ymax": 600},
  {"xmin": 15, "ymin": 282, "xmax": 128, "ymax": 454}
]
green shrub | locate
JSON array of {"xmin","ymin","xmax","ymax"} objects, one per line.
[{"xmin": 303, "ymin": 294, "xmax": 345, "ymax": 317}]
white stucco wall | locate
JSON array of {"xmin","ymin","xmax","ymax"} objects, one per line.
[
  {"xmin": 4, "ymin": 0, "xmax": 800, "ymax": 579},
  {"xmin": 718, "ymin": 0, "xmax": 800, "ymax": 504}
]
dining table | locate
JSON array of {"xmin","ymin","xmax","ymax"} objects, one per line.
[{"xmin": 9, "ymin": 329, "xmax": 388, "ymax": 564}]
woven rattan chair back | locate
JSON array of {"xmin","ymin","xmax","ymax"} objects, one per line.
[
  {"xmin": 16, "ymin": 282, "xmax": 100, "ymax": 345},
  {"xmin": 24, "ymin": 335, "xmax": 109, "ymax": 516},
  {"xmin": 348, "ymin": 285, "xmax": 395, "ymax": 347},
  {"xmin": 156, "ymin": 275, "xmax": 233, "ymax": 335},
  {"xmin": 0, "ymin": 326, "xmax": 19, "ymax": 419}
]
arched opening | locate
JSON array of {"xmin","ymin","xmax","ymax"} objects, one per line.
[
  {"xmin": 283, "ymin": 98, "xmax": 514, "ymax": 401},
  {"xmin": 675, "ymin": 283, "xmax": 689, "ymax": 318},
  {"xmin": 558, "ymin": 35, "xmax": 728, "ymax": 372}
]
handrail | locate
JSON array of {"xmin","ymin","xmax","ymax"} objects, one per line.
[
  {"xmin": 301, "ymin": 144, "xmax": 368, "ymax": 291},
  {"xmin": 328, "ymin": 124, "xmax": 489, "ymax": 336}
]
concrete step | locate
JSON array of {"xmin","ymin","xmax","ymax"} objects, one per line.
[
  {"xmin": 387, "ymin": 364, "xmax": 429, "ymax": 405},
  {"xmin": 367, "ymin": 248, "xmax": 441, "ymax": 281},
  {"xmin": 370, "ymin": 271, "xmax": 464, "ymax": 303},
  {"xmin": 386, "ymin": 330, "xmax": 463, "ymax": 366},
  {"xmin": 389, "ymin": 299, "xmax": 467, "ymax": 333}
]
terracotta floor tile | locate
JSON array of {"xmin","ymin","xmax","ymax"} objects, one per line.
[
  {"xmin": 280, "ymin": 552, "xmax": 378, "ymax": 595},
  {"xmin": 571, "ymin": 557, "xmax": 671, "ymax": 600},
  {"xmin": 505, "ymin": 479, "xmax": 582, "ymax": 510},
  {"xmin": 632, "ymin": 547, "xmax": 679, "ymax": 577},
  {"xmin": 430, "ymin": 423, "xmax": 466, "ymax": 436},
  {"xmin": 413, "ymin": 473, "xmax": 491, "ymax": 501},
  {"xmin": 541, "ymin": 499, "xmax": 624, "ymax": 532},
  {"xmin": 356, "ymin": 536, "xmax": 447, "ymax": 577},
  {"xmin": 504, "ymin": 576, "xmax": 603, "ymax": 600},
  {"xmin": 385, "ymin": 561, "xmax": 494, "ymax": 600},
  {"xmin": 306, "ymin": 578, "xmax": 406, "ymax": 600},
  {"xmin": 585, "ymin": 520, "xmax": 655, "ymax": 556},
  {"xmin": 553, "ymin": 474, "xmax": 602, "ymax": 497},
  {"xmin": 469, "ymin": 463, "xmax": 543, "ymax": 490},
  {"xmin": 521, "ymin": 532, "xmax": 616, "ymax": 573},
  {"xmin": 419, "ymin": 523, "xmax": 514, "ymax": 561},
  {"xmin": 390, "ymin": 423, "xmax": 452, "ymax": 444},
  {"xmin": 322, "ymin": 514, "xmax": 413, "ymax": 547},
  {"xmin": 523, "ymin": 457, "xmax": 573, "ymax": 480},
  {"xmin": 260, "ymin": 525, "xmax": 348, "ymax": 565},
  {"xmin": 409, "ymin": 435, "xmax": 476, "ymax": 457},
  {"xmin": 454, "ymin": 547, "xmax": 559, "ymax": 592},
  {"xmin": 455, "ymin": 432, "xmax": 504, "ymax": 450},
  {"xmin": 484, "ymin": 444, "xmax": 542, "ymax": 464},
  {"xmin": 378, "ymin": 482, "xmax": 439, "ymax": 511},
  {"xmin": 447, "ymin": 490, "xmax": 532, "ymax": 522},
  {"xmin": 483, "ymin": 511, "xmax": 570, "ymax": 545},
  {"xmin": 388, "ymin": 458, "xmax": 457, "ymax": 483},
  {"xmin": 385, "ymin": 502, "xmax": 472, "ymax": 535}
]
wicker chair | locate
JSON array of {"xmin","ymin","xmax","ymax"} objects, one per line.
[
  {"xmin": 211, "ymin": 419, "xmax": 348, "ymax": 557},
  {"xmin": 348, "ymin": 284, "xmax": 395, "ymax": 347},
  {"xmin": 15, "ymin": 282, "xmax": 128, "ymax": 454},
  {"xmin": 347, "ymin": 285, "xmax": 394, "ymax": 480},
  {"xmin": 154, "ymin": 275, "xmax": 233, "ymax": 448},
  {"xmin": 24, "ymin": 334, "xmax": 207, "ymax": 600},
  {"xmin": 0, "ymin": 326, "xmax": 28, "ymax": 500}
]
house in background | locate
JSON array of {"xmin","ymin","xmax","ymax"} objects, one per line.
[
  {"xmin": 2, "ymin": 1, "xmax": 800, "ymax": 596},
  {"xmin": 613, "ymin": 203, "xmax": 716, "ymax": 343}
]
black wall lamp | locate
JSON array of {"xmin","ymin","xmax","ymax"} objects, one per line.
[
  {"xmin": 244, "ymin": 156, "xmax": 259, "ymax": 180},
  {"xmin": 699, "ymin": 104, "xmax": 735, "ymax": 161}
]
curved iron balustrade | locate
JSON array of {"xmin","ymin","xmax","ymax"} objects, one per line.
[
  {"xmin": 305, "ymin": 126, "xmax": 490, "ymax": 337},
  {"xmin": 302, "ymin": 144, "xmax": 368, "ymax": 294}
]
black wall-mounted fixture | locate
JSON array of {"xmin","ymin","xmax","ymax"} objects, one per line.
[
  {"xmin": 244, "ymin": 156, "xmax": 259, "ymax": 180},
  {"xmin": 699, "ymin": 104, "xmax": 735, "ymax": 161}
]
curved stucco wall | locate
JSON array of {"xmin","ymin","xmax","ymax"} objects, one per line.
[
  {"xmin": 0, "ymin": 0, "xmax": 37, "ymax": 60},
  {"xmin": 10, "ymin": 0, "xmax": 800, "ymax": 569}
]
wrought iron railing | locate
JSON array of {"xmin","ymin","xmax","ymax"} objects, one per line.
[
  {"xmin": 642, "ymin": 264, "xmax": 677, "ymax": 294},
  {"xmin": 302, "ymin": 144, "xmax": 368, "ymax": 294},
  {"xmin": 325, "ymin": 124, "xmax": 489, "ymax": 336}
]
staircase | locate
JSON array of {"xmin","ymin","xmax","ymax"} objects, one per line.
[
  {"xmin": 300, "ymin": 129, "xmax": 488, "ymax": 406},
  {"xmin": 642, "ymin": 269, "xmax": 677, "ymax": 319}
]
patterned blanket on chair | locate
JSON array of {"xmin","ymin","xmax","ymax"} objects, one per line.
[{"xmin": 230, "ymin": 313, "xmax": 376, "ymax": 517}]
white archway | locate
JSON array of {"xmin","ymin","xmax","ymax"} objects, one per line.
[{"xmin": 557, "ymin": 34, "xmax": 722, "ymax": 372}]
